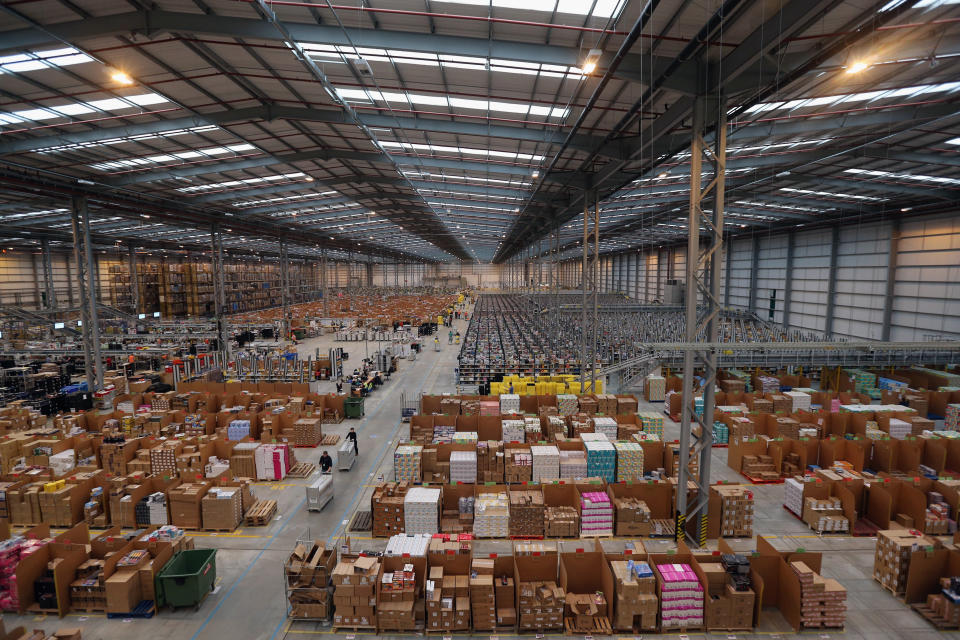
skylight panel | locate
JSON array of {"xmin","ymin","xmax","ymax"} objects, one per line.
[
  {"xmin": 1, "ymin": 93, "xmax": 171, "ymax": 126},
  {"xmin": 87, "ymin": 143, "xmax": 257, "ymax": 172},
  {"xmin": 845, "ymin": 167, "xmax": 960, "ymax": 186},
  {"xmin": 336, "ymin": 88, "xmax": 568, "ymax": 119},
  {"xmin": 0, "ymin": 47, "xmax": 93, "ymax": 73},
  {"xmin": 384, "ymin": 140, "xmax": 544, "ymax": 161},
  {"xmin": 431, "ymin": 0, "xmax": 623, "ymax": 18},
  {"xmin": 745, "ymin": 83, "xmax": 960, "ymax": 115},
  {"xmin": 177, "ymin": 172, "xmax": 305, "ymax": 193},
  {"xmin": 780, "ymin": 187, "xmax": 884, "ymax": 201}
]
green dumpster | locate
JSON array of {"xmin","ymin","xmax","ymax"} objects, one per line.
[
  {"xmin": 156, "ymin": 549, "xmax": 217, "ymax": 609},
  {"xmin": 344, "ymin": 396, "xmax": 365, "ymax": 418}
]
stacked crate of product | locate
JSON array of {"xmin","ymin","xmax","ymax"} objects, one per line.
[
  {"xmin": 425, "ymin": 565, "xmax": 469, "ymax": 631},
  {"xmin": 385, "ymin": 533, "xmax": 431, "ymax": 557},
  {"xmin": 645, "ymin": 375, "xmax": 666, "ymax": 402},
  {"xmin": 592, "ymin": 416, "xmax": 619, "ymax": 440},
  {"xmin": 474, "ymin": 492, "xmax": 509, "ymax": 538},
  {"xmin": 477, "ymin": 441, "xmax": 504, "ymax": 482},
  {"xmin": 201, "ymin": 486, "xmax": 243, "ymax": 530},
  {"xmin": 784, "ymin": 391, "xmax": 812, "ymax": 412},
  {"xmin": 784, "ymin": 477, "xmax": 805, "ymax": 517},
  {"xmin": 613, "ymin": 441, "xmax": 644, "ymax": 481},
  {"xmin": 659, "ymin": 563, "xmax": 704, "ymax": 629},
  {"xmin": 480, "ymin": 400, "xmax": 500, "ymax": 416},
  {"xmin": 230, "ymin": 442, "xmax": 260, "ymax": 479},
  {"xmin": 509, "ymin": 490, "xmax": 545, "ymax": 537},
  {"xmin": 715, "ymin": 485, "xmax": 754, "ymax": 537},
  {"xmin": 530, "ymin": 445, "xmax": 560, "ymax": 482},
  {"xmin": 373, "ymin": 482, "xmax": 408, "ymax": 537},
  {"xmin": 570, "ymin": 414, "xmax": 592, "ymax": 437},
  {"xmin": 150, "ymin": 443, "xmax": 179, "ymax": 476},
  {"xmin": 559, "ymin": 449, "xmax": 588, "ymax": 479},
  {"xmin": 433, "ymin": 424, "xmax": 456, "ymax": 442},
  {"xmin": 505, "ymin": 449, "xmax": 532, "ymax": 482},
  {"xmin": 580, "ymin": 491, "xmax": 614, "ymax": 536},
  {"xmin": 844, "ymin": 369, "xmax": 877, "ymax": 394},
  {"xmin": 947, "ymin": 404, "xmax": 960, "ymax": 430},
  {"xmin": 227, "ymin": 419, "xmax": 251, "ymax": 440},
  {"xmin": 404, "ymin": 487, "xmax": 441, "ymax": 535},
  {"xmin": 332, "ymin": 556, "xmax": 381, "ymax": 628},
  {"xmin": 712, "ymin": 422, "xmax": 729, "ymax": 444},
  {"xmin": 638, "ymin": 412, "xmax": 664, "ymax": 438},
  {"xmin": 452, "ymin": 431, "xmax": 478, "ymax": 445},
  {"xmin": 503, "ymin": 420, "xmax": 525, "ymax": 443},
  {"xmin": 873, "ymin": 529, "xmax": 932, "ymax": 595},
  {"xmin": 255, "ymin": 443, "xmax": 291, "ymax": 480},
  {"xmin": 470, "ymin": 557, "xmax": 497, "ymax": 630},
  {"xmin": 450, "ymin": 450, "xmax": 477, "ymax": 483},
  {"xmin": 804, "ymin": 497, "xmax": 849, "ymax": 533},
  {"xmin": 925, "ymin": 493, "xmax": 951, "ymax": 534},
  {"xmin": 378, "ymin": 564, "xmax": 418, "ymax": 630},
  {"xmin": 791, "ymin": 561, "xmax": 846, "ymax": 629},
  {"xmin": 500, "ymin": 394, "xmax": 521, "ymax": 414},
  {"xmin": 517, "ymin": 579, "xmax": 564, "ymax": 631},
  {"xmin": 293, "ymin": 417, "xmax": 323, "ymax": 447},
  {"xmin": 544, "ymin": 505, "xmax": 579, "ymax": 537},
  {"xmin": 613, "ymin": 498, "xmax": 651, "ymax": 536},
  {"xmin": 544, "ymin": 416, "xmax": 566, "ymax": 439},
  {"xmin": 611, "ymin": 560, "xmax": 657, "ymax": 631},
  {"xmin": 755, "ymin": 376, "xmax": 779, "ymax": 394},
  {"xmin": 888, "ymin": 418, "xmax": 912, "ymax": 440},
  {"xmin": 584, "ymin": 439, "xmax": 616, "ymax": 481},
  {"xmin": 558, "ymin": 394, "xmax": 579, "ymax": 416},
  {"xmin": 394, "ymin": 445, "xmax": 422, "ymax": 483},
  {"xmin": 524, "ymin": 417, "xmax": 542, "ymax": 442}
]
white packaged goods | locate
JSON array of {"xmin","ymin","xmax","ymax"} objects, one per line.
[
  {"xmin": 227, "ymin": 420, "xmax": 251, "ymax": 440},
  {"xmin": 645, "ymin": 375, "xmax": 666, "ymax": 402},
  {"xmin": 433, "ymin": 424, "xmax": 456, "ymax": 442},
  {"xmin": 580, "ymin": 491, "xmax": 614, "ymax": 535},
  {"xmin": 888, "ymin": 418, "xmax": 912, "ymax": 440},
  {"xmin": 255, "ymin": 443, "xmax": 289, "ymax": 480},
  {"xmin": 557, "ymin": 394, "xmax": 578, "ymax": 416},
  {"xmin": 580, "ymin": 432, "xmax": 609, "ymax": 442},
  {"xmin": 385, "ymin": 533, "xmax": 431, "ymax": 557},
  {"xmin": 305, "ymin": 474, "xmax": 334, "ymax": 511},
  {"xmin": 784, "ymin": 477, "xmax": 804, "ymax": 516},
  {"xmin": 613, "ymin": 441, "xmax": 644, "ymax": 481},
  {"xmin": 584, "ymin": 440, "xmax": 616, "ymax": 481},
  {"xmin": 559, "ymin": 450, "xmax": 588, "ymax": 479},
  {"xmin": 404, "ymin": 487, "xmax": 441, "ymax": 534},
  {"xmin": 592, "ymin": 416, "xmax": 619, "ymax": 440},
  {"xmin": 500, "ymin": 394, "xmax": 521, "ymax": 414},
  {"xmin": 503, "ymin": 419, "xmax": 525, "ymax": 442},
  {"xmin": 633, "ymin": 432, "xmax": 661, "ymax": 443},
  {"xmin": 659, "ymin": 563, "xmax": 704, "ymax": 628},
  {"xmin": 49, "ymin": 450, "xmax": 75, "ymax": 476},
  {"xmin": 452, "ymin": 431, "xmax": 478, "ymax": 444},
  {"xmin": 756, "ymin": 376, "xmax": 779, "ymax": 394},
  {"xmin": 474, "ymin": 492, "xmax": 510, "ymax": 538},
  {"xmin": 784, "ymin": 391, "xmax": 811, "ymax": 412},
  {"xmin": 450, "ymin": 450, "xmax": 477, "ymax": 483},
  {"xmin": 530, "ymin": 445, "xmax": 560, "ymax": 482},
  {"xmin": 638, "ymin": 412, "xmax": 664, "ymax": 438},
  {"xmin": 394, "ymin": 444, "xmax": 423, "ymax": 483},
  {"xmin": 147, "ymin": 492, "xmax": 168, "ymax": 525}
]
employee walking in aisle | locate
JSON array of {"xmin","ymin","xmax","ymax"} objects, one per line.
[
  {"xmin": 319, "ymin": 450, "xmax": 333, "ymax": 473},
  {"xmin": 448, "ymin": 329, "xmax": 453, "ymax": 344},
  {"xmin": 347, "ymin": 427, "xmax": 359, "ymax": 456}
]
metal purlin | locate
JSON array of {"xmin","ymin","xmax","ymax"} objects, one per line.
[{"xmin": 677, "ymin": 90, "xmax": 727, "ymax": 546}]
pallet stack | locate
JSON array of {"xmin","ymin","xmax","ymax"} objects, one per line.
[
  {"xmin": 580, "ymin": 491, "xmax": 613, "ymax": 537},
  {"xmin": 659, "ymin": 563, "xmax": 704, "ymax": 629},
  {"xmin": 559, "ymin": 450, "xmax": 588, "ymax": 479},
  {"xmin": 293, "ymin": 418, "xmax": 323, "ymax": 447},
  {"xmin": 474, "ymin": 492, "xmax": 509, "ymax": 538},
  {"xmin": 592, "ymin": 416, "xmax": 619, "ymax": 440},
  {"xmin": 503, "ymin": 420, "xmax": 525, "ymax": 442},
  {"xmin": 715, "ymin": 485, "xmax": 754, "ymax": 537},
  {"xmin": 393, "ymin": 445, "xmax": 422, "ymax": 483},
  {"xmin": 610, "ymin": 560, "xmax": 657, "ymax": 631},
  {"xmin": 518, "ymin": 580, "xmax": 564, "ymax": 630},
  {"xmin": 372, "ymin": 482, "xmax": 408, "ymax": 537},
  {"xmin": 450, "ymin": 450, "xmax": 477, "ymax": 483},
  {"xmin": 638, "ymin": 412, "xmax": 664, "ymax": 438},
  {"xmin": 404, "ymin": 487, "xmax": 441, "ymax": 535},
  {"xmin": 873, "ymin": 529, "xmax": 932, "ymax": 596},
  {"xmin": 544, "ymin": 505, "xmax": 579, "ymax": 537},
  {"xmin": 530, "ymin": 445, "xmax": 560, "ymax": 482},
  {"xmin": 477, "ymin": 441, "xmax": 504, "ymax": 482},
  {"xmin": 557, "ymin": 394, "xmax": 578, "ymax": 416},
  {"xmin": 584, "ymin": 440, "xmax": 616, "ymax": 482},
  {"xmin": 509, "ymin": 490, "xmax": 544, "ymax": 537},
  {"xmin": 613, "ymin": 441, "xmax": 644, "ymax": 481},
  {"xmin": 645, "ymin": 375, "xmax": 665, "ymax": 402},
  {"xmin": 471, "ymin": 558, "xmax": 496, "ymax": 630}
]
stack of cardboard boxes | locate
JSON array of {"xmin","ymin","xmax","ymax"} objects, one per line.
[
  {"xmin": 658, "ymin": 563, "xmax": 704, "ymax": 629},
  {"xmin": 505, "ymin": 449, "xmax": 532, "ymax": 482},
  {"xmin": 377, "ymin": 564, "xmax": 418, "ymax": 630},
  {"xmin": 741, "ymin": 455, "xmax": 778, "ymax": 481},
  {"xmin": 791, "ymin": 561, "xmax": 846, "ymax": 629},
  {"xmin": 613, "ymin": 498, "xmax": 651, "ymax": 536},
  {"xmin": 167, "ymin": 482, "xmax": 210, "ymax": 529},
  {"xmin": 332, "ymin": 556, "xmax": 381, "ymax": 628},
  {"xmin": 925, "ymin": 578, "xmax": 960, "ymax": 628},
  {"xmin": 200, "ymin": 486, "xmax": 243, "ymax": 530},
  {"xmin": 476, "ymin": 441, "xmax": 504, "ymax": 482},
  {"xmin": 509, "ymin": 490, "xmax": 544, "ymax": 537},
  {"xmin": 700, "ymin": 557, "xmax": 755, "ymax": 630},
  {"xmin": 802, "ymin": 497, "xmax": 849, "ymax": 533},
  {"xmin": 873, "ymin": 529, "xmax": 932, "ymax": 595},
  {"xmin": 517, "ymin": 580, "xmax": 565, "ymax": 631},
  {"xmin": 474, "ymin": 491, "xmax": 509, "ymax": 538},
  {"xmin": 286, "ymin": 541, "xmax": 337, "ymax": 619},
  {"xmin": 544, "ymin": 506, "xmax": 579, "ymax": 538},
  {"xmin": 470, "ymin": 558, "xmax": 496, "ymax": 630},
  {"xmin": 610, "ymin": 560, "xmax": 657, "ymax": 631},
  {"xmin": 372, "ymin": 482, "xmax": 408, "ymax": 537},
  {"xmin": 293, "ymin": 417, "xmax": 323, "ymax": 447},
  {"xmin": 425, "ymin": 566, "xmax": 469, "ymax": 631},
  {"xmin": 715, "ymin": 485, "xmax": 754, "ymax": 537}
]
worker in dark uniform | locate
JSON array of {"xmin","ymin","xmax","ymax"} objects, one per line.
[
  {"xmin": 319, "ymin": 450, "xmax": 333, "ymax": 473},
  {"xmin": 347, "ymin": 427, "xmax": 359, "ymax": 456}
]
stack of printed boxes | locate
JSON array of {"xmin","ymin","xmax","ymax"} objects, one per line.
[
  {"xmin": 888, "ymin": 418, "xmax": 913, "ymax": 440},
  {"xmin": 946, "ymin": 404, "xmax": 960, "ymax": 430},
  {"xmin": 791, "ymin": 561, "xmax": 846, "ymax": 629},
  {"xmin": 544, "ymin": 416, "xmax": 566, "ymax": 439},
  {"xmin": 505, "ymin": 450, "xmax": 532, "ymax": 482},
  {"xmin": 474, "ymin": 492, "xmax": 509, "ymax": 538},
  {"xmin": 559, "ymin": 450, "xmax": 588, "ymax": 479},
  {"xmin": 470, "ymin": 558, "xmax": 497, "ymax": 630},
  {"xmin": 783, "ymin": 477, "xmax": 805, "ymax": 517},
  {"xmin": 426, "ymin": 565, "xmax": 470, "ymax": 630},
  {"xmin": 592, "ymin": 416, "xmax": 619, "ymax": 440},
  {"xmin": 524, "ymin": 417, "xmax": 542, "ymax": 442},
  {"xmin": 558, "ymin": 394, "xmax": 579, "ymax": 416},
  {"xmin": 645, "ymin": 375, "xmax": 666, "ymax": 402},
  {"xmin": 517, "ymin": 579, "xmax": 564, "ymax": 630},
  {"xmin": 404, "ymin": 487, "xmax": 441, "ymax": 535},
  {"xmin": 784, "ymin": 391, "xmax": 812, "ymax": 412},
  {"xmin": 373, "ymin": 482, "xmax": 408, "ymax": 537},
  {"xmin": 453, "ymin": 431, "xmax": 478, "ymax": 445},
  {"xmin": 255, "ymin": 443, "xmax": 290, "ymax": 480},
  {"xmin": 477, "ymin": 441, "xmax": 504, "ymax": 482},
  {"xmin": 450, "ymin": 450, "xmax": 477, "ymax": 483},
  {"xmin": 509, "ymin": 490, "xmax": 544, "ymax": 537},
  {"xmin": 503, "ymin": 420, "xmax": 525, "ymax": 443},
  {"xmin": 658, "ymin": 563, "xmax": 704, "ymax": 629},
  {"xmin": 384, "ymin": 533, "xmax": 430, "ymax": 557},
  {"xmin": 530, "ymin": 445, "xmax": 559, "ymax": 482},
  {"xmin": 715, "ymin": 485, "xmax": 754, "ymax": 537},
  {"xmin": 378, "ymin": 564, "xmax": 418, "ymax": 630},
  {"xmin": 613, "ymin": 441, "xmax": 644, "ymax": 481},
  {"xmin": 579, "ymin": 491, "xmax": 614, "ymax": 536},
  {"xmin": 227, "ymin": 420, "xmax": 251, "ymax": 440},
  {"xmin": 584, "ymin": 439, "xmax": 616, "ymax": 481},
  {"xmin": 293, "ymin": 417, "xmax": 323, "ymax": 447},
  {"xmin": 638, "ymin": 412, "xmax": 664, "ymax": 438},
  {"xmin": 500, "ymin": 394, "xmax": 521, "ymax": 414},
  {"xmin": 394, "ymin": 445, "xmax": 422, "ymax": 483},
  {"xmin": 201, "ymin": 486, "xmax": 243, "ymax": 530},
  {"xmin": 611, "ymin": 560, "xmax": 657, "ymax": 631}
]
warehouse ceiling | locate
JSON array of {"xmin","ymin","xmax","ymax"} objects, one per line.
[{"xmin": 0, "ymin": 0, "xmax": 957, "ymax": 263}]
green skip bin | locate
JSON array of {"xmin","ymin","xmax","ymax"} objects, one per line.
[{"xmin": 157, "ymin": 549, "xmax": 218, "ymax": 610}]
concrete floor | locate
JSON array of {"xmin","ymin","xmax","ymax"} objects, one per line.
[{"xmin": 5, "ymin": 311, "xmax": 958, "ymax": 640}]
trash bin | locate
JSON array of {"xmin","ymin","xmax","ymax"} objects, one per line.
[
  {"xmin": 156, "ymin": 549, "xmax": 217, "ymax": 609},
  {"xmin": 344, "ymin": 396, "xmax": 365, "ymax": 418}
]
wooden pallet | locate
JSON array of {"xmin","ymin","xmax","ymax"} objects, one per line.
[
  {"xmin": 288, "ymin": 462, "xmax": 316, "ymax": 478},
  {"xmin": 244, "ymin": 499, "xmax": 278, "ymax": 526},
  {"xmin": 323, "ymin": 415, "xmax": 344, "ymax": 425},
  {"xmin": 565, "ymin": 616, "xmax": 613, "ymax": 635},
  {"xmin": 579, "ymin": 531, "xmax": 614, "ymax": 538},
  {"xmin": 71, "ymin": 605, "xmax": 106, "ymax": 613},
  {"xmin": 649, "ymin": 519, "xmax": 676, "ymax": 538},
  {"xmin": 331, "ymin": 625, "xmax": 376, "ymax": 632},
  {"xmin": 321, "ymin": 434, "xmax": 341, "ymax": 445},
  {"xmin": 911, "ymin": 603, "xmax": 958, "ymax": 629},
  {"xmin": 349, "ymin": 509, "xmax": 372, "ymax": 531}
]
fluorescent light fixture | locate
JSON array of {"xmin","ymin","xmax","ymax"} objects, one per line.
[
  {"xmin": 54, "ymin": 322, "xmax": 65, "ymax": 329},
  {"xmin": 845, "ymin": 61, "xmax": 869, "ymax": 74},
  {"xmin": 111, "ymin": 71, "xmax": 134, "ymax": 85},
  {"xmin": 153, "ymin": 312, "xmax": 161, "ymax": 317},
  {"xmin": 138, "ymin": 313, "xmax": 146, "ymax": 319},
  {"xmin": 77, "ymin": 320, "xmax": 83, "ymax": 327}
]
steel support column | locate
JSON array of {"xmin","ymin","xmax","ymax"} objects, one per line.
[
  {"xmin": 724, "ymin": 240, "xmax": 733, "ymax": 307},
  {"xmin": 41, "ymin": 239, "xmax": 56, "ymax": 310},
  {"xmin": 677, "ymin": 93, "xmax": 726, "ymax": 547},
  {"xmin": 782, "ymin": 232, "xmax": 795, "ymax": 330},
  {"xmin": 881, "ymin": 219, "xmax": 901, "ymax": 341},
  {"xmin": 210, "ymin": 224, "xmax": 229, "ymax": 362},
  {"xmin": 280, "ymin": 240, "xmax": 290, "ymax": 341},
  {"xmin": 321, "ymin": 249, "xmax": 328, "ymax": 317},
  {"xmin": 128, "ymin": 244, "xmax": 139, "ymax": 318},
  {"xmin": 69, "ymin": 199, "xmax": 94, "ymax": 392},
  {"xmin": 824, "ymin": 225, "xmax": 840, "ymax": 338},
  {"xmin": 747, "ymin": 235, "xmax": 760, "ymax": 314}
]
